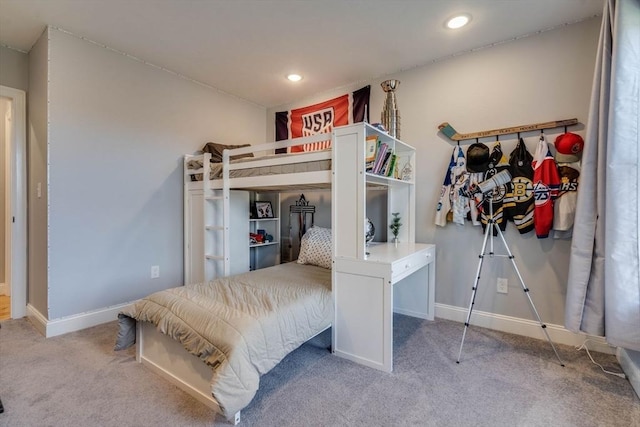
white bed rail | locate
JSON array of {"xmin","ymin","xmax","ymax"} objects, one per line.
[
  {"xmin": 222, "ymin": 132, "xmax": 333, "ymax": 160},
  {"xmin": 185, "ymin": 132, "xmax": 333, "ymax": 191}
]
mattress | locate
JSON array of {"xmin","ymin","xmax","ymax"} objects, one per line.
[
  {"xmin": 117, "ymin": 262, "xmax": 333, "ymax": 418},
  {"xmin": 186, "ymin": 151, "xmax": 331, "ymax": 181}
]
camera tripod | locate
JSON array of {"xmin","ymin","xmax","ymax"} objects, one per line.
[{"xmin": 456, "ymin": 196, "xmax": 565, "ymax": 366}]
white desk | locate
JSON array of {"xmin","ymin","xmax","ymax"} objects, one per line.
[{"xmin": 332, "ymin": 242, "xmax": 436, "ymax": 372}]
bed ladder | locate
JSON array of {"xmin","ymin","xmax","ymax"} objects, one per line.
[{"xmin": 202, "ymin": 153, "xmax": 230, "ymax": 281}]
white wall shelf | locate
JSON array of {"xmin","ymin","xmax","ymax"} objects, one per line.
[
  {"xmin": 249, "ymin": 242, "xmax": 279, "ymax": 248},
  {"xmin": 249, "ymin": 192, "xmax": 281, "ymax": 271}
]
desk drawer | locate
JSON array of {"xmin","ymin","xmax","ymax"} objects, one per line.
[{"xmin": 392, "ymin": 246, "xmax": 434, "ymax": 282}]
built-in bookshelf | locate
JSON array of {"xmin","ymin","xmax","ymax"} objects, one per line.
[
  {"xmin": 249, "ymin": 192, "xmax": 281, "ymax": 271},
  {"xmin": 364, "ymin": 126, "xmax": 414, "ymax": 182},
  {"xmin": 366, "ymin": 134, "xmax": 398, "ymax": 177}
]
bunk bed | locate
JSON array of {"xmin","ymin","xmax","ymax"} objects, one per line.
[
  {"xmin": 182, "ymin": 133, "xmax": 335, "ymax": 285},
  {"xmin": 118, "ymin": 123, "xmax": 432, "ymax": 424}
]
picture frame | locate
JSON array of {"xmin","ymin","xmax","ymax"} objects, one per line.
[
  {"xmin": 254, "ymin": 201, "xmax": 274, "ymax": 219},
  {"xmin": 365, "ymin": 135, "xmax": 378, "ymax": 163}
]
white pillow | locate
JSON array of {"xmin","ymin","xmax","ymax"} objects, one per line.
[{"xmin": 297, "ymin": 226, "xmax": 332, "ymax": 269}]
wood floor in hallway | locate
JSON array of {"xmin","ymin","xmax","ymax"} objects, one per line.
[{"xmin": 0, "ymin": 294, "xmax": 10, "ymax": 320}]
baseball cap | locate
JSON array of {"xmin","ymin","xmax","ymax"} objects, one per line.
[
  {"xmin": 466, "ymin": 142, "xmax": 490, "ymax": 173},
  {"xmin": 554, "ymin": 133, "xmax": 584, "ymax": 163}
]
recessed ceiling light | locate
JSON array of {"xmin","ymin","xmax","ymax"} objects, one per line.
[
  {"xmin": 287, "ymin": 74, "xmax": 303, "ymax": 82},
  {"xmin": 446, "ymin": 14, "xmax": 471, "ymax": 29}
]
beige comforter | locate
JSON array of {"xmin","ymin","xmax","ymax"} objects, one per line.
[{"xmin": 119, "ymin": 262, "xmax": 332, "ymax": 418}]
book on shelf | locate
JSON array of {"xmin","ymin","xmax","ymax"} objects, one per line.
[
  {"xmin": 370, "ymin": 142, "xmax": 384, "ymax": 173},
  {"xmin": 371, "ymin": 142, "xmax": 391, "ymax": 174},
  {"xmin": 385, "ymin": 154, "xmax": 397, "ymax": 177},
  {"xmin": 374, "ymin": 147, "xmax": 392, "ymax": 175},
  {"xmin": 380, "ymin": 152, "xmax": 395, "ymax": 177}
]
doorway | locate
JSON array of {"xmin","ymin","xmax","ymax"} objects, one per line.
[{"xmin": 0, "ymin": 85, "xmax": 27, "ymax": 319}]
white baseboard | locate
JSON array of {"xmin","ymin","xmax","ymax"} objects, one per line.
[
  {"xmin": 22, "ymin": 299, "xmax": 618, "ymax": 356},
  {"xmin": 27, "ymin": 302, "xmax": 134, "ymax": 338},
  {"xmin": 0, "ymin": 282, "xmax": 9, "ymax": 296},
  {"xmin": 435, "ymin": 303, "xmax": 615, "ymax": 355},
  {"xmin": 617, "ymin": 348, "xmax": 640, "ymax": 399}
]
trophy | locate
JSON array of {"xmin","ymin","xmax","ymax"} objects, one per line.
[{"xmin": 381, "ymin": 79, "xmax": 401, "ymax": 139}]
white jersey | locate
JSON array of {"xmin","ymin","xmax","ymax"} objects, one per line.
[
  {"xmin": 435, "ymin": 149, "xmax": 456, "ymax": 227},
  {"xmin": 553, "ymin": 162, "xmax": 580, "ymax": 238},
  {"xmin": 451, "ymin": 147, "xmax": 470, "ymax": 225}
]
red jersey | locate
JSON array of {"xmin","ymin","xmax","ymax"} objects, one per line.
[{"xmin": 532, "ymin": 135, "xmax": 561, "ymax": 238}]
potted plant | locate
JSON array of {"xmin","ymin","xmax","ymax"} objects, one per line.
[{"xmin": 389, "ymin": 212, "xmax": 402, "ymax": 247}]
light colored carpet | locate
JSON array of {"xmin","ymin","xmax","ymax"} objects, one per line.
[{"xmin": 0, "ymin": 315, "xmax": 638, "ymax": 427}]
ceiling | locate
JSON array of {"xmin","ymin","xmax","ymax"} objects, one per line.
[{"xmin": 0, "ymin": 0, "xmax": 603, "ymax": 108}]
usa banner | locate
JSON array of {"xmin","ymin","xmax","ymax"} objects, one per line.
[{"xmin": 275, "ymin": 85, "xmax": 370, "ymax": 153}]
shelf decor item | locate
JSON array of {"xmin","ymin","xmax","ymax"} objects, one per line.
[
  {"xmin": 365, "ymin": 218, "xmax": 376, "ymax": 244},
  {"xmin": 389, "ymin": 212, "xmax": 402, "ymax": 247},
  {"xmin": 254, "ymin": 201, "xmax": 274, "ymax": 219},
  {"xmin": 400, "ymin": 160, "xmax": 412, "ymax": 181},
  {"xmin": 381, "ymin": 79, "xmax": 401, "ymax": 139},
  {"xmin": 287, "ymin": 194, "xmax": 316, "ymax": 262}
]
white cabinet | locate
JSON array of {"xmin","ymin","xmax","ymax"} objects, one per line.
[
  {"xmin": 185, "ymin": 189, "xmax": 249, "ymax": 284},
  {"xmin": 249, "ymin": 192, "xmax": 281, "ymax": 271},
  {"xmin": 331, "ymin": 122, "xmax": 435, "ymax": 373}
]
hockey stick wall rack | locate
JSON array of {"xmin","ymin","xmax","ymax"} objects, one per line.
[{"xmin": 438, "ymin": 118, "xmax": 579, "ymax": 142}]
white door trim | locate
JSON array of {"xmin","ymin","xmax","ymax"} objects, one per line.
[{"xmin": 1, "ymin": 85, "xmax": 27, "ymax": 319}]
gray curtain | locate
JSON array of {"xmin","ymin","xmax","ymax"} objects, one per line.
[{"xmin": 565, "ymin": 0, "xmax": 640, "ymax": 351}]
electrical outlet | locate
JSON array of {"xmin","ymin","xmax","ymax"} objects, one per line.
[
  {"xmin": 497, "ymin": 277, "xmax": 508, "ymax": 294},
  {"xmin": 151, "ymin": 265, "xmax": 160, "ymax": 279}
]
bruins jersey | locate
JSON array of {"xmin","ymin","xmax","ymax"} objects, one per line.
[{"xmin": 505, "ymin": 138, "xmax": 535, "ymax": 234}]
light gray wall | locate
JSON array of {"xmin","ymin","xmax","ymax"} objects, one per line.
[
  {"xmin": 28, "ymin": 31, "xmax": 50, "ymax": 316},
  {"xmin": 42, "ymin": 28, "xmax": 266, "ymax": 319},
  {"xmin": 0, "ymin": 98, "xmax": 7, "ymax": 283},
  {"xmin": 268, "ymin": 18, "xmax": 600, "ymax": 326},
  {"xmin": 0, "ymin": 45, "xmax": 29, "ymax": 91}
]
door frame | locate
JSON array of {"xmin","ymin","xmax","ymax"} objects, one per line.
[{"xmin": 1, "ymin": 85, "xmax": 27, "ymax": 319}]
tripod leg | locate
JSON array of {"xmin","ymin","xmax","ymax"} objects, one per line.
[
  {"xmin": 494, "ymin": 226, "xmax": 565, "ymax": 367},
  {"xmin": 457, "ymin": 221, "xmax": 492, "ymax": 363}
]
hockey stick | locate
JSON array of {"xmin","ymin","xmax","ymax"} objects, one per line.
[{"xmin": 438, "ymin": 118, "xmax": 579, "ymax": 141}]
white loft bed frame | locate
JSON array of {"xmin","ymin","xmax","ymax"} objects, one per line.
[
  {"xmin": 138, "ymin": 123, "xmax": 419, "ymax": 424},
  {"xmin": 183, "ymin": 132, "xmax": 334, "ymax": 283}
]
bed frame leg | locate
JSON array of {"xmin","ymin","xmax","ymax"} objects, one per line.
[{"xmin": 232, "ymin": 411, "xmax": 241, "ymax": 425}]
